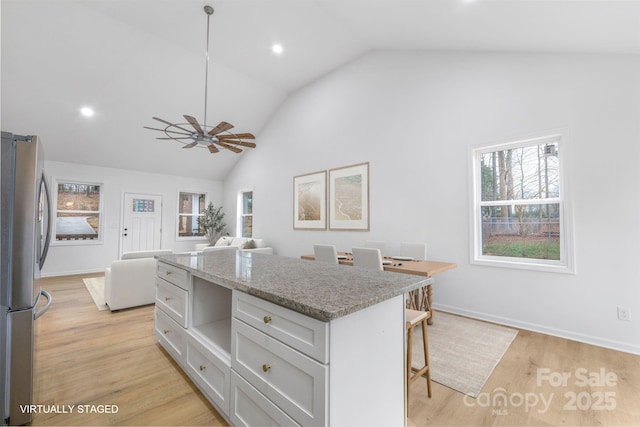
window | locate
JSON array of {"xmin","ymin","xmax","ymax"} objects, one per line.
[
  {"xmin": 177, "ymin": 192, "xmax": 206, "ymax": 238},
  {"xmin": 54, "ymin": 181, "xmax": 103, "ymax": 243},
  {"xmin": 239, "ymin": 191, "xmax": 253, "ymax": 238},
  {"xmin": 471, "ymin": 134, "xmax": 573, "ymax": 272}
]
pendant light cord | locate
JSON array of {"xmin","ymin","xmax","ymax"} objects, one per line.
[{"xmin": 204, "ymin": 6, "xmax": 213, "ymax": 129}]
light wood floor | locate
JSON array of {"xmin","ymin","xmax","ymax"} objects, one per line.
[{"xmin": 32, "ymin": 274, "xmax": 640, "ymax": 426}]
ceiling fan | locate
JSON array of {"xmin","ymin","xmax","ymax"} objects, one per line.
[{"xmin": 144, "ymin": 5, "xmax": 256, "ymax": 155}]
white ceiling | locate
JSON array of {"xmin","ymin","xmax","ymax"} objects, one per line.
[{"xmin": 2, "ymin": 0, "xmax": 640, "ymax": 180}]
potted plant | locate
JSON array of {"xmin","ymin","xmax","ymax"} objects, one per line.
[{"xmin": 197, "ymin": 202, "xmax": 227, "ymax": 246}]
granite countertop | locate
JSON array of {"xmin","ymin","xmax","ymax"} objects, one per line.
[{"xmin": 157, "ymin": 250, "xmax": 429, "ymax": 321}]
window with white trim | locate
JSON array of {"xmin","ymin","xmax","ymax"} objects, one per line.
[
  {"xmin": 471, "ymin": 134, "xmax": 573, "ymax": 272},
  {"xmin": 53, "ymin": 180, "xmax": 103, "ymax": 244},
  {"xmin": 239, "ymin": 191, "xmax": 253, "ymax": 238},
  {"xmin": 177, "ymin": 191, "xmax": 206, "ymax": 238}
]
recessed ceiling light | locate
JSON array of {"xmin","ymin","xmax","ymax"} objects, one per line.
[
  {"xmin": 80, "ymin": 107, "xmax": 94, "ymax": 117},
  {"xmin": 272, "ymin": 44, "xmax": 284, "ymax": 55}
]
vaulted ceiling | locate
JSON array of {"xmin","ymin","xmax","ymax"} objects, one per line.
[{"xmin": 2, "ymin": 0, "xmax": 639, "ymax": 180}]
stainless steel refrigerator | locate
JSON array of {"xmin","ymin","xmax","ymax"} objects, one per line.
[{"xmin": 1, "ymin": 132, "xmax": 52, "ymax": 426}]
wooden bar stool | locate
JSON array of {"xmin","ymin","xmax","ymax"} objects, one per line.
[{"xmin": 406, "ymin": 308, "xmax": 432, "ymax": 413}]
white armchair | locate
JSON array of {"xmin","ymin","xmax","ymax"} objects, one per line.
[{"xmin": 104, "ymin": 249, "xmax": 172, "ymax": 311}]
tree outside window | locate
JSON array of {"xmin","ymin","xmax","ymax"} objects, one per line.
[{"xmin": 472, "ymin": 135, "xmax": 573, "ymax": 272}]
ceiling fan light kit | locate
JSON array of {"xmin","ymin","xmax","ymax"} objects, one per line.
[{"xmin": 145, "ymin": 5, "xmax": 256, "ymax": 154}]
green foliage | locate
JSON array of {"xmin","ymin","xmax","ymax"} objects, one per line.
[{"xmin": 197, "ymin": 203, "xmax": 227, "ymax": 245}]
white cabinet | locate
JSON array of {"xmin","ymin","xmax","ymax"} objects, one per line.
[
  {"xmin": 232, "ymin": 318, "xmax": 327, "ymax": 426},
  {"xmin": 154, "ymin": 307, "xmax": 186, "ymax": 363},
  {"xmin": 230, "ymin": 291, "xmax": 405, "ymax": 427},
  {"xmin": 155, "ymin": 261, "xmax": 189, "ymax": 366},
  {"xmin": 157, "ymin": 261, "xmax": 188, "ymax": 290},
  {"xmin": 156, "ymin": 277, "xmax": 188, "ymax": 328},
  {"xmin": 232, "ymin": 291, "xmax": 328, "ymax": 363},
  {"xmin": 155, "ymin": 263, "xmax": 233, "ymax": 422},
  {"xmin": 230, "ymin": 371, "xmax": 300, "ymax": 427},
  {"xmin": 155, "ymin": 260, "xmax": 406, "ymax": 427},
  {"xmin": 186, "ymin": 336, "xmax": 230, "ymax": 415}
]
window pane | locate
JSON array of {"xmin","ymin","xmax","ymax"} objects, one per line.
[
  {"xmin": 481, "ymin": 204, "xmax": 560, "ymax": 260},
  {"xmin": 480, "ymin": 143, "xmax": 559, "ymax": 202},
  {"xmin": 55, "ymin": 212, "xmax": 100, "ymax": 241},
  {"xmin": 178, "ymin": 214, "xmax": 204, "ymax": 237},
  {"xmin": 242, "ymin": 215, "xmax": 252, "ymax": 238},
  {"xmin": 55, "ymin": 182, "xmax": 101, "ymax": 242},
  {"xmin": 179, "ymin": 192, "xmax": 206, "ymax": 214},
  {"xmin": 243, "ymin": 191, "xmax": 253, "ymax": 215},
  {"xmin": 57, "ymin": 183, "xmax": 100, "ymax": 211}
]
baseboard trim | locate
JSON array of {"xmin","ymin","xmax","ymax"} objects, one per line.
[
  {"xmin": 41, "ymin": 268, "xmax": 106, "ymax": 278},
  {"xmin": 434, "ymin": 303, "xmax": 640, "ymax": 356}
]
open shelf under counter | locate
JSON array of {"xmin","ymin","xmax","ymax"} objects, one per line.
[
  {"xmin": 191, "ymin": 274, "xmax": 233, "ymax": 357},
  {"xmin": 190, "ymin": 318, "xmax": 232, "ymax": 363}
]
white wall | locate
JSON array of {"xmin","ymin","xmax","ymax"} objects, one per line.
[
  {"xmin": 43, "ymin": 160, "xmax": 222, "ymax": 276},
  {"xmin": 224, "ymin": 51, "xmax": 640, "ymax": 354}
]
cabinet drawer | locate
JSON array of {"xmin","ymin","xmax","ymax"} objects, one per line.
[
  {"xmin": 156, "ymin": 278, "xmax": 188, "ymax": 328},
  {"xmin": 230, "ymin": 371, "xmax": 300, "ymax": 427},
  {"xmin": 232, "ymin": 291, "xmax": 329, "ymax": 363},
  {"xmin": 157, "ymin": 261, "xmax": 188, "ymax": 290},
  {"xmin": 155, "ymin": 308, "xmax": 186, "ymax": 364},
  {"xmin": 187, "ymin": 336, "xmax": 230, "ymax": 417},
  {"xmin": 232, "ymin": 319, "xmax": 327, "ymax": 426}
]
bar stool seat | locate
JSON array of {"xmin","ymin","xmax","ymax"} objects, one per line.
[{"xmin": 406, "ymin": 308, "xmax": 432, "ymax": 413}]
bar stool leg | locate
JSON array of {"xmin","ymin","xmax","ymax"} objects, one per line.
[
  {"xmin": 421, "ymin": 318, "xmax": 432, "ymax": 398},
  {"xmin": 406, "ymin": 321, "xmax": 414, "ymax": 415}
]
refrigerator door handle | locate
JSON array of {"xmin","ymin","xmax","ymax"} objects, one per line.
[
  {"xmin": 39, "ymin": 173, "xmax": 52, "ymax": 269},
  {"xmin": 34, "ymin": 289, "xmax": 52, "ymax": 320}
]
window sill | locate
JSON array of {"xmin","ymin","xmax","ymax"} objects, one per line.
[
  {"xmin": 52, "ymin": 239, "xmax": 103, "ymax": 247},
  {"xmin": 471, "ymin": 256, "xmax": 575, "ymax": 274}
]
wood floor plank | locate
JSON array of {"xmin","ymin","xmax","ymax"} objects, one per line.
[
  {"xmin": 31, "ymin": 274, "xmax": 640, "ymax": 426},
  {"xmin": 32, "ymin": 274, "xmax": 226, "ymax": 426}
]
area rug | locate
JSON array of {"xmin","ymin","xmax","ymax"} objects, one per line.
[
  {"xmin": 82, "ymin": 277, "xmax": 108, "ymax": 311},
  {"xmin": 411, "ymin": 311, "xmax": 518, "ymax": 398}
]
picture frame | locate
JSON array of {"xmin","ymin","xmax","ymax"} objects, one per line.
[
  {"xmin": 328, "ymin": 162, "xmax": 370, "ymax": 231},
  {"xmin": 293, "ymin": 170, "xmax": 327, "ymax": 230}
]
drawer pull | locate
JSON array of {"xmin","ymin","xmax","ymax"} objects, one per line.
[
  {"xmin": 262, "ymin": 364, "xmax": 271, "ymax": 373},
  {"xmin": 165, "ymin": 271, "xmax": 172, "ymax": 275},
  {"xmin": 163, "ymin": 329, "xmax": 169, "ymax": 334},
  {"xmin": 263, "ymin": 316, "xmax": 272, "ymax": 324},
  {"xmin": 165, "ymin": 296, "xmax": 172, "ymax": 301},
  {"xmin": 199, "ymin": 365, "xmax": 206, "ymax": 372}
]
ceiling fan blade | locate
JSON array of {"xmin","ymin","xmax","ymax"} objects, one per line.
[
  {"xmin": 208, "ymin": 144, "xmax": 219, "ymax": 153},
  {"xmin": 219, "ymin": 140, "xmax": 256, "ymax": 149},
  {"xmin": 208, "ymin": 121, "xmax": 234, "ymax": 136},
  {"xmin": 144, "ymin": 126, "xmax": 192, "ymax": 136},
  {"xmin": 216, "ymin": 141, "xmax": 243, "ymax": 153},
  {"xmin": 218, "ymin": 132, "xmax": 256, "ymax": 140},
  {"xmin": 152, "ymin": 117, "xmax": 194, "ymax": 134},
  {"xmin": 184, "ymin": 115, "xmax": 205, "ymax": 134},
  {"xmin": 183, "ymin": 141, "xmax": 199, "ymax": 149}
]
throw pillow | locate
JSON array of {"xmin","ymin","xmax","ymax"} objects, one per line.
[
  {"xmin": 215, "ymin": 236, "xmax": 232, "ymax": 247},
  {"xmin": 242, "ymin": 239, "xmax": 256, "ymax": 249}
]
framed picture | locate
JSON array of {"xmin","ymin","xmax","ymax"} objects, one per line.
[
  {"xmin": 293, "ymin": 170, "xmax": 327, "ymax": 230},
  {"xmin": 328, "ymin": 162, "xmax": 369, "ymax": 231}
]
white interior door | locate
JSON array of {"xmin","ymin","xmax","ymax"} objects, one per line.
[{"xmin": 121, "ymin": 193, "xmax": 163, "ymax": 254}]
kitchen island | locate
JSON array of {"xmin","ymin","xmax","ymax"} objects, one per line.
[{"xmin": 155, "ymin": 250, "xmax": 429, "ymax": 426}]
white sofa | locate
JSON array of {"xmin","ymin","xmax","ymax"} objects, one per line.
[
  {"xmin": 104, "ymin": 249, "xmax": 173, "ymax": 311},
  {"xmin": 195, "ymin": 236, "xmax": 273, "ymax": 255}
]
